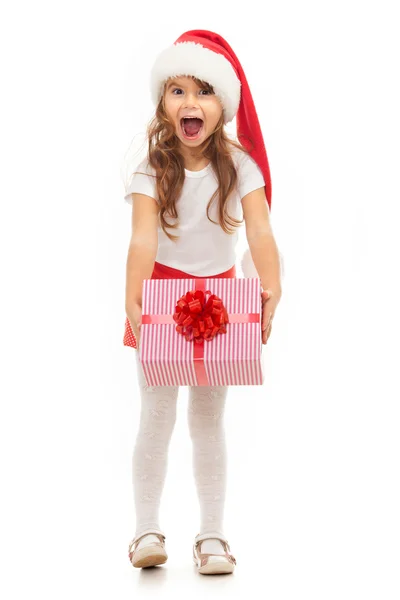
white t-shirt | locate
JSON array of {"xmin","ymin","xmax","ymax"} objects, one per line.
[{"xmin": 124, "ymin": 148, "xmax": 267, "ymax": 276}]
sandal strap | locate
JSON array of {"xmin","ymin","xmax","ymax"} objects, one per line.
[
  {"xmin": 128, "ymin": 528, "xmax": 166, "ymax": 553},
  {"xmin": 193, "ymin": 534, "xmax": 236, "ymax": 565},
  {"xmin": 194, "ymin": 531, "xmax": 229, "ymax": 545}
]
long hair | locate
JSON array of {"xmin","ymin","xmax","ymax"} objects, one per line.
[{"xmin": 131, "ymin": 76, "xmax": 254, "ymax": 242}]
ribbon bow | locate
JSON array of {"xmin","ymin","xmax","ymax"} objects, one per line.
[{"xmin": 173, "ymin": 289, "xmax": 229, "ymax": 344}]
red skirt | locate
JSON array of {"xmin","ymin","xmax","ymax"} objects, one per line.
[{"xmin": 123, "ymin": 261, "xmax": 237, "ymax": 349}]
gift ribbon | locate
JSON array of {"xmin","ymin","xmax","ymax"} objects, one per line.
[{"xmin": 141, "ymin": 279, "xmax": 259, "ymax": 385}]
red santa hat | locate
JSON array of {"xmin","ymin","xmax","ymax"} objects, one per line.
[{"xmin": 150, "ymin": 29, "xmax": 272, "ymax": 210}]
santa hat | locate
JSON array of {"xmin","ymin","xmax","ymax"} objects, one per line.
[{"xmin": 150, "ymin": 29, "xmax": 272, "ymax": 210}]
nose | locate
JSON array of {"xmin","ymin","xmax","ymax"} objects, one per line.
[{"xmin": 183, "ymin": 90, "xmax": 200, "ymax": 107}]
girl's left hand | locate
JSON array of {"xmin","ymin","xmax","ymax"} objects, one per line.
[{"xmin": 261, "ymin": 288, "xmax": 281, "ymax": 344}]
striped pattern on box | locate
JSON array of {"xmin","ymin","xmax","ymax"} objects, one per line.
[{"xmin": 139, "ymin": 277, "xmax": 264, "ymax": 386}]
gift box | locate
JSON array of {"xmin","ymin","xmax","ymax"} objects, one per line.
[{"xmin": 138, "ymin": 277, "xmax": 265, "ymax": 386}]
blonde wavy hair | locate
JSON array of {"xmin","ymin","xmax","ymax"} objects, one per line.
[{"xmin": 131, "ymin": 75, "xmax": 254, "ymax": 242}]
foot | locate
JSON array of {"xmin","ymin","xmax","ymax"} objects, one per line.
[
  {"xmin": 193, "ymin": 533, "xmax": 236, "ymax": 575},
  {"xmin": 128, "ymin": 530, "xmax": 168, "ymax": 568}
]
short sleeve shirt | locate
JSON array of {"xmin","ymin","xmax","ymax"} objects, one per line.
[{"xmin": 124, "ymin": 149, "xmax": 266, "ymax": 277}]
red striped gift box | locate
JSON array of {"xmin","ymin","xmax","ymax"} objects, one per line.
[{"xmin": 139, "ymin": 277, "xmax": 264, "ymax": 386}]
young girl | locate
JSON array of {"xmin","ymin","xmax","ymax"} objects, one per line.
[{"xmin": 123, "ymin": 30, "xmax": 282, "ymax": 575}]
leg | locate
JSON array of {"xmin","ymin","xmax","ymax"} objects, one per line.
[
  {"xmin": 187, "ymin": 384, "xmax": 229, "ymax": 538},
  {"xmin": 132, "ymin": 350, "xmax": 179, "ymax": 537}
]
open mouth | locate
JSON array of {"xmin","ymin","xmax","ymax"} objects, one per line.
[{"xmin": 180, "ymin": 117, "xmax": 204, "ymax": 140}]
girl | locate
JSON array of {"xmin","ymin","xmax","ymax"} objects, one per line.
[{"xmin": 123, "ymin": 30, "xmax": 282, "ymax": 575}]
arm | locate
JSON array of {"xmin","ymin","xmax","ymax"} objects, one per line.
[
  {"xmin": 125, "ymin": 192, "xmax": 159, "ymax": 313},
  {"xmin": 241, "ymin": 187, "xmax": 282, "ymax": 296}
]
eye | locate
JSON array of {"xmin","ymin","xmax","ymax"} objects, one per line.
[{"xmin": 171, "ymin": 88, "xmax": 213, "ymax": 95}]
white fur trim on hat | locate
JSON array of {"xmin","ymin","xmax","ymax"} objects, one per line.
[{"xmin": 150, "ymin": 41, "xmax": 241, "ymax": 124}]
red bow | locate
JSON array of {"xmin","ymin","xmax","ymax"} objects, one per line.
[{"xmin": 173, "ymin": 289, "xmax": 229, "ymax": 344}]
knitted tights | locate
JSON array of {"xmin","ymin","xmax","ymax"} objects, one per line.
[{"xmin": 132, "ymin": 350, "xmax": 228, "ymax": 538}]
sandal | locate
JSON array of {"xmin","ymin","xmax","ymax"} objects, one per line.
[
  {"xmin": 128, "ymin": 528, "xmax": 168, "ymax": 568},
  {"xmin": 193, "ymin": 532, "xmax": 236, "ymax": 575}
]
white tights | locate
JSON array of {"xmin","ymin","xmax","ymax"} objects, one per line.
[{"xmin": 132, "ymin": 350, "xmax": 228, "ymax": 540}]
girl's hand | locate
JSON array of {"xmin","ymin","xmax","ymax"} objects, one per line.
[
  {"xmin": 127, "ymin": 303, "xmax": 142, "ymax": 349},
  {"xmin": 261, "ymin": 288, "xmax": 281, "ymax": 345}
]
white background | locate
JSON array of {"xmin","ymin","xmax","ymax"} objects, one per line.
[{"xmin": 1, "ymin": 1, "xmax": 399, "ymax": 598}]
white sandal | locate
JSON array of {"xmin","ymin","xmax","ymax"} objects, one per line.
[
  {"xmin": 128, "ymin": 528, "xmax": 168, "ymax": 568},
  {"xmin": 193, "ymin": 532, "xmax": 236, "ymax": 575}
]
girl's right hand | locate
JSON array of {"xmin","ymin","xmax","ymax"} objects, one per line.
[{"xmin": 127, "ymin": 303, "xmax": 142, "ymax": 349}]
